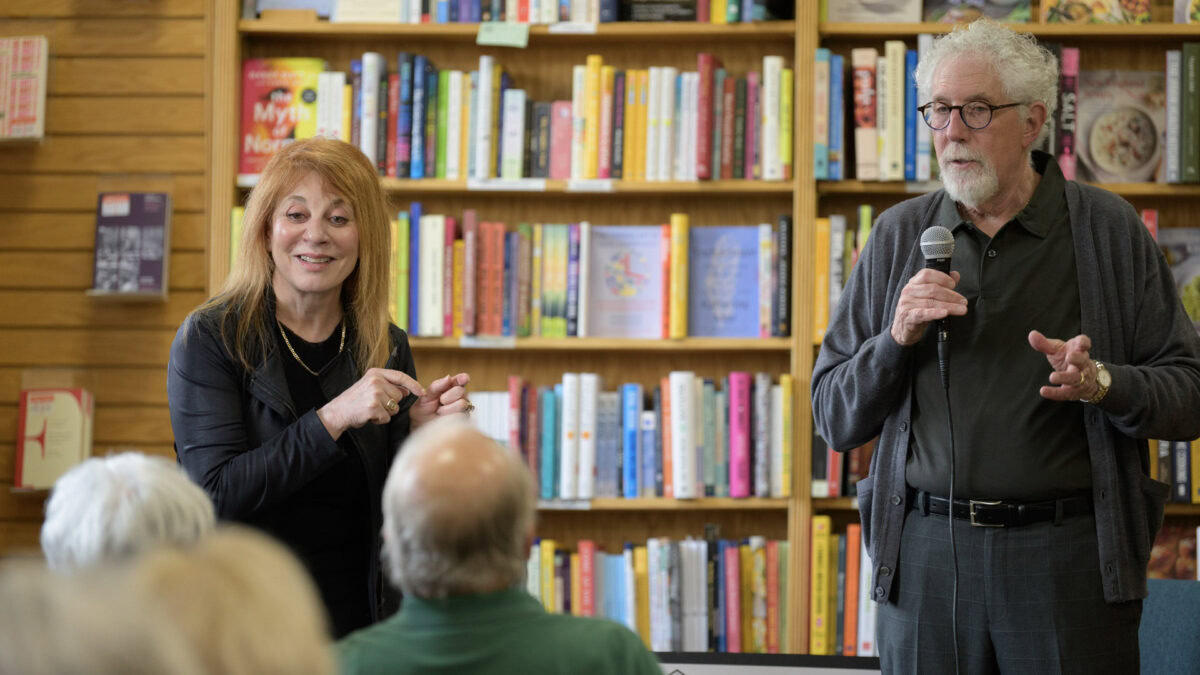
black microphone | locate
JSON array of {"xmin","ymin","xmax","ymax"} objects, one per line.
[{"xmin": 920, "ymin": 226, "xmax": 955, "ymax": 390}]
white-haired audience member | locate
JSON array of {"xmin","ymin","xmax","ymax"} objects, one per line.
[
  {"xmin": 337, "ymin": 417, "xmax": 661, "ymax": 675},
  {"xmin": 129, "ymin": 526, "xmax": 336, "ymax": 675},
  {"xmin": 40, "ymin": 452, "xmax": 215, "ymax": 571},
  {"xmin": 0, "ymin": 561, "xmax": 204, "ymax": 675}
]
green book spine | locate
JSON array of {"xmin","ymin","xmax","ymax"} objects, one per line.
[{"xmin": 436, "ymin": 69, "xmax": 450, "ymax": 179}]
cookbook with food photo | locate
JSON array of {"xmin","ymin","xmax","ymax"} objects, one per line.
[{"xmin": 1074, "ymin": 69, "xmax": 1166, "ymax": 184}]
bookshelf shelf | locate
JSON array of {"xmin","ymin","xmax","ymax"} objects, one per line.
[
  {"xmin": 813, "ymin": 497, "xmax": 858, "ymax": 511},
  {"xmin": 409, "ymin": 336, "xmax": 792, "ymax": 350},
  {"xmin": 237, "ymin": 178, "xmax": 794, "ymax": 195},
  {"xmin": 539, "ymin": 497, "xmax": 791, "ymax": 511},
  {"xmin": 819, "ymin": 22, "xmax": 1200, "ymax": 40},
  {"xmin": 1165, "ymin": 504, "xmax": 1200, "ymax": 516},
  {"xmin": 240, "ymin": 19, "xmax": 797, "ymax": 41},
  {"xmin": 818, "ymin": 180, "xmax": 1200, "ymax": 199}
]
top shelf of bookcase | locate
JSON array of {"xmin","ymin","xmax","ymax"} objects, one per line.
[
  {"xmin": 820, "ymin": 21, "xmax": 1200, "ymax": 41},
  {"xmin": 239, "ymin": 18, "xmax": 797, "ymax": 42}
]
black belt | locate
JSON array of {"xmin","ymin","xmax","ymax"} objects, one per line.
[{"xmin": 911, "ymin": 489, "xmax": 1092, "ymax": 528}]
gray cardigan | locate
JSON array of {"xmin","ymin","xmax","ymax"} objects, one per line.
[{"xmin": 811, "ymin": 180, "xmax": 1200, "ymax": 604}]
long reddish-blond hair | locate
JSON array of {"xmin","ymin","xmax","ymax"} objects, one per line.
[{"xmin": 198, "ymin": 138, "xmax": 392, "ymax": 374}]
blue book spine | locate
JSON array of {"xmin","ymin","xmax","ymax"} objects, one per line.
[
  {"xmin": 396, "ymin": 53, "xmax": 414, "ymax": 179},
  {"xmin": 621, "ymin": 383, "xmax": 642, "ymax": 499},
  {"xmin": 540, "ymin": 387, "xmax": 558, "ymax": 499},
  {"xmin": 814, "ymin": 48, "xmax": 830, "ymax": 180},
  {"xmin": 565, "ymin": 223, "xmax": 580, "ymax": 337},
  {"xmin": 741, "ymin": 0, "xmax": 753, "ymax": 22},
  {"xmin": 502, "ymin": 231, "xmax": 515, "ymax": 336},
  {"xmin": 410, "ymin": 56, "xmax": 427, "ymax": 179},
  {"xmin": 640, "ymin": 410, "xmax": 657, "ymax": 498},
  {"xmin": 716, "ymin": 540, "xmax": 728, "ymax": 652},
  {"xmin": 599, "ymin": 0, "xmax": 618, "ymax": 21},
  {"xmin": 491, "ymin": 0, "xmax": 502, "ymax": 20},
  {"xmin": 449, "ymin": 0, "xmax": 459, "ymax": 22},
  {"xmin": 557, "ymin": 0, "xmax": 569, "ymax": 21},
  {"xmin": 904, "ymin": 49, "xmax": 918, "ymax": 182},
  {"xmin": 828, "ymin": 53, "xmax": 844, "ymax": 181},
  {"xmin": 436, "ymin": 0, "xmax": 449, "ymax": 22},
  {"xmin": 424, "ymin": 67, "xmax": 439, "ymax": 177},
  {"xmin": 408, "ymin": 201, "xmax": 422, "ymax": 332}
]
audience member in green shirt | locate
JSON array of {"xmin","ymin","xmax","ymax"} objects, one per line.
[{"xmin": 337, "ymin": 417, "xmax": 662, "ymax": 675}]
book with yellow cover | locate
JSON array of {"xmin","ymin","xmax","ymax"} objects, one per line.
[
  {"xmin": 668, "ymin": 213, "xmax": 689, "ymax": 338},
  {"xmin": 539, "ymin": 538, "xmax": 557, "ymax": 612},
  {"xmin": 809, "ymin": 515, "xmax": 832, "ymax": 655},
  {"xmin": 570, "ymin": 552, "xmax": 582, "ymax": 616},
  {"xmin": 634, "ymin": 544, "xmax": 651, "ymax": 647},
  {"xmin": 584, "ymin": 55, "xmax": 604, "ymax": 179},
  {"xmin": 740, "ymin": 542, "xmax": 752, "ymax": 651},
  {"xmin": 812, "ymin": 217, "xmax": 831, "ymax": 344},
  {"xmin": 780, "ymin": 373, "xmax": 793, "ymax": 497},
  {"xmin": 452, "ymin": 238, "xmax": 465, "ymax": 337}
]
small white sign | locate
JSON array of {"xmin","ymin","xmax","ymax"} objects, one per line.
[
  {"xmin": 547, "ymin": 21, "xmax": 597, "ymax": 34},
  {"xmin": 537, "ymin": 499, "xmax": 592, "ymax": 510},
  {"xmin": 566, "ymin": 178, "xmax": 614, "ymax": 192},
  {"xmin": 458, "ymin": 335, "xmax": 518, "ymax": 349},
  {"xmin": 466, "ymin": 177, "xmax": 547, "ymax": 192}
]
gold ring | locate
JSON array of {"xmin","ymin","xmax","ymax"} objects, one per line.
[
  {"xmin": 385, "ymin": 398, "xmax": 398, "ymax": 413},
  {"xmin": 464, "ymin": 403, "xmax": 475, "ymax": 415},
  {"xmin": 1079, "ymin": 371, "xmax": 1087, "ymax": 387}
]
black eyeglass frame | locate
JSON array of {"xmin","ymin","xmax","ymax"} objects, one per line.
[{"xmin": 917, "ymin": 101, "xmax": 1026, "ymax": 131}]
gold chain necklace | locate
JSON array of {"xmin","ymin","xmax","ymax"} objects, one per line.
[{"xmin": 277, "ymin": 319, "xmax": 346, "ymax": 377}]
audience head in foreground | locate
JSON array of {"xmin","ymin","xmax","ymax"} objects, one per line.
[
  {"xmin": 129, "ymin": 526, "xmax": 336, "ymax": 675},
  {"xmin": 0, "ymin": 562, "xmax": 204, "ymax": 675},
  {"xmin": 338, "ymin": 416, "xmax": 662, "ymax": 675},
  {"xmin": 40, "ymin": 452, "xmax": 215, "ymax": 571}
]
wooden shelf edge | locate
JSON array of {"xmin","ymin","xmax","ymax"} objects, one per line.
[
  {"xmin": 240, "ymin": 19, "xmax": 796, "ymax": 39},
  {"xmin": 820, "ymin": 21, "xmax": 1200, "ymax": 39},
  {"xmin": 1165, "ymin": 503, "xmax": 1200, "ymax": 516},
  {"xmin": 539, "ymin": 497, "xmax": 791, "ymax": 511},
  {"xmin": 813, "ymin": 496, "xmax": 859, "ymax": 511},
  {"xmin": 819, "ymin": 180, "xmax": 1200, "ymax": 199},
  {"xmin": 375, "ymin": 178, "xmax": 793, "ymax": 195},
  {"xmin": 409, "ymin": 336, "xmax": 793, "ymax": 351}
]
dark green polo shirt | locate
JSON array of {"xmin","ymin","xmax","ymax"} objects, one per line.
[
  {"xmin": 906, "ymin": 152, "xmax": 1092, "ymax": 500},
  {"xmin": 337, "ymin": 587, "xmax": 662, "ymax": 675}
]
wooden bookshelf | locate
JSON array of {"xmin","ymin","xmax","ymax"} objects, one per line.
[
  {"xmin": 208, "ymin": 1, "xmax": 814, "ymax": 653},
  {"xmin": 819, "ymin": 180, "xmax": 1200, "ymax": 199},
  {"xmin": 820, "ymin": 21, "xmax": 1200, "ymax": 40}
]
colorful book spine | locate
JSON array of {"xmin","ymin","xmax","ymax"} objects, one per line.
[
  {"xmin": 622, "ymin": 383, "xmax": 643, "ymax": 499},
  {"xmin": 668, "ymin": 213, "xmax": 689, "ymax": 339},
  {"xmin": 1167, "ymin": 50, "xmax": 1182, "ymax": 184},
  {"xmin": 812, "ymin": 217, "xmax": 831, "ymax": 343},
  {"xmin": 540, "ymin": 386, "xmax": 558, "ymax": 498},
  {"xmin": 410, "ymin": 55, "xmax": 428, "ymax": 178},
  {"xmin": 903, "ymin": 48, "xmax": 918, "ymax": 181},
  {"xmin": 1058, "ymin": 47, "xmax": 1080, "ymax": 181},
  {"xmin": 809, "ymin": 515, "xmax": 832, "ymax": 655},
  {"xmin": 407, "ymin": 201, "xmax": 422, "ymax": 332},
  {"xmin": 813, "ymin": 48, "xmax": 831, "ymax": 180},
  {"xmin": 780, "ymin": 66, "xmax": 794, "ymax": 181},
  {"xmin": 851, "ymin": 48, "xmax": 879, "ymax": 181},
  {"xmin": 728, "ymin": 371, "xmax": 751, "ymax": 498},
  {"xmin": 915, "ymin": 34, "xmax": 933, "ymax": 181},
  {"xmin": 566, "ymin": 223, "xmax": 581, "ymax": 337}
]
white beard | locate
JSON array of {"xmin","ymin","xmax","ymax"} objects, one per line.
[{"xmin": 939, "ymin": 146, "xmax": 1000, "ymax": 210}]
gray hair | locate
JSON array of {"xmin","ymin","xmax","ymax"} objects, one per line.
[
  {"xmin": 41, "ymin": 452, "xmax": 216, "ymax": 571},
  {"xmin": 381, "ymin": 417, "xmax": 536, "ymax": 598},
  {"xmin": 913, "ymin": 19, "xmax": 1059, "ymax": 147}
]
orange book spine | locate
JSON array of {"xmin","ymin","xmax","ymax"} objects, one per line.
[{"xmin": 843, "ymin": 523, "xmax": 861, "ymax": 655}]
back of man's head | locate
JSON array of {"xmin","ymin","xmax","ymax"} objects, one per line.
[
  {"xmin": 40, "ymin": 452, "xmax": 215, "ymax": 571},
  {"xmin": 381, "ymin": 417, "xmax": 535, "ymax": 598}
]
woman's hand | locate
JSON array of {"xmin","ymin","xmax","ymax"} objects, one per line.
[
  {"xmin": 409, "ymin": 373, "xmax": 472, "ymax": 429},
  {"xmin": 317, "ymin": 368, "xmax": 426, "ymax": 440}
]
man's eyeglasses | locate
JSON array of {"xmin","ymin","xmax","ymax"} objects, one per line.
[{"xmin": 917, "ymin": 101, "xmax": 1025, "ymax": 131}]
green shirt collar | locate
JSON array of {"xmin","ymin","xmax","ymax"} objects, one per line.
[{"xmin": 394, "ymin": 587, "xmax": 545, "ymax": 629}]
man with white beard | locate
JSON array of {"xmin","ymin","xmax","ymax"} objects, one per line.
[{"xmin": 812, "ymin": 19, "xmax": 1200, "ymax": 675}]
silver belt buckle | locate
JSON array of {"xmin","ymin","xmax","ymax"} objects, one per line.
[{"xmin": 969, "ymin": 499, "xmax": 1005, "ymax": 527}]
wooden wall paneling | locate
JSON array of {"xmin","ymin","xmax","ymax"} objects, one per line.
[
  {"xmin": 0, "ymin": 251, "xmax": 205, "ymax": 290},
  {"xmin": 0, "ymin": 136, "xmax": 206, "ymax": 174},
  {"xmin": 0, "ymin": 291, "xmax": 205, "ymax": 329},
  {"xmin": 2, "ymin": 0, "xmax": 204, "ymax": 18},
  {"xmin": 0, "ymin": 19, "xmax": 205, "ymax": 56},
  {"xmin": 8, "ymin": 212, "xmax": 205, "ymax": 250},
  {"xmin": 0, "ymin": 367, "xmax": 169, "ymax": 405},
  {"xmin": 0, "ymin": 175, "xmax": 207, "ymax": 211},
  {"xmin": 0, "ymin": 443, "xmax": 178, "ymax": 482},
  {"xmin": 47, "ymin": 97, "xmax": 206, "ymax": 135},
  {"xmin": 50, "ymin": 57, "xmax": 205, "ymax": 95},
  {"xmin": 0, "ymin": 521, "xmax": 43, "ymax": 556},
  {"xmin": 0, "ymin": 330, "xmax": 175, "ymax": 368}
]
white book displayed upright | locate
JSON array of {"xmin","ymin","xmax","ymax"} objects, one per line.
[
  {"xmin": 333, "ymin": 0, "xmax": 402, "ymax": 21},
  {"xmin": 418, "ymin": 214, "xmax": 445, "ymax": 336},
  {"xmin": 359, "ymin": 52, "xmax": 384, "ymax": 166},
  {"xmin": 576, "ymin": 372, "xmax": 600, "ymax": 499},
  {"xmin": 474, "ymin": 55, "xmax": 495, "ymax": 179},
  {"xmin": 761, "ymin": 55, "xmax": 784, "ymax": 181},
  {"xmin": 645, "ymin": 67, "xmax": 662, "ymax": 181},
  {"xmin": 316, "ymin": 71, "xmax": 347, "ymax": 140},
  {"xmin": 669, "ymin": 370, "xmax": 697, "ymax": 499},
  {"xmin": 875, "ymin": 53, "xmax": 889, "ymax": 181},
  {"xmin": 884, "ymin": 40, "xmax": 906, "ymax": 182},
  {"xmin": 769, "ymin": 384, "xmax": 784, "ymax": 497},
  {"xmin": 501, "ymin": 88, "xmax": 527, "ymax": 179},
  {"xmin": 658, "ymin": 67, "xmax": 678, "ymax": 183},
  {"xmin": 559, "ymin": 372, "xmax": 581, "ymax": 499}
]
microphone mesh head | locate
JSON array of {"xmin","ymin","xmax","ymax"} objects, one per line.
[{"xmin": 920, "ymin": 226, "xmax": 955, "ymax": 259}]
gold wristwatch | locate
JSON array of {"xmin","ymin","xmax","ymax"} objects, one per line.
[{"xmin": 1082, "ymin": 360, "xmax": 1111, "ymax": 404}]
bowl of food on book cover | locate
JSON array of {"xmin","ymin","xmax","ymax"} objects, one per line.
[{"xmin": 1079, "ymin": 103, "xmax": 1162, "ymax": 183}]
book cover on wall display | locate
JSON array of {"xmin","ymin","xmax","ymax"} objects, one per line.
[
  {"xmin": 1075, "ymin": 70, "xmax": 1166, "ymax": 184},
  {"xmin": 825, "ymin": 0, "xmax": 921, "ymax": 22},
  {"xmin": 924, "ymin": 0, "xmax": 1031, "ymax": 22},
  {"xmin": 687, "ymin": 226, "xmax": 760, "ymax": 338},
  {"xmin": 88, "ymin": 192, "xmax": 171, "ymax": 299},
  {"xmin": 0, "ymin": 36, "xmax": 48, "ymax": 141},
  {"xmin": 1042, "ymin": 0, "xmax": 1150, "ymax": 23},
  {"xmin": 1175, "ymin": 0, "xmax": 1200, "ymax": 21},
  {"xmin": 585, "ymin": 225, "xmax": 665, "ymax": 338},
  {"xmin": 1157, "ymin": 227, "xmax": 1200, "ymax": 334},
  {"xmin": 238, "ymin": 58, "xmax": 325, "ymax": 185},
  {"xmin": 14, "ymin": 389, "xmax": 94, "ymax": 491}
]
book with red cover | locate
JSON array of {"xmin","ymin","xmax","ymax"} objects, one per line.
[
  {"xmin": 14, "ymin": 389, "xmax": 93, "ymax": 490},
  {"xmin": 549, "ymin": 100, "xmax": 573, "ymax": 179},
  {"xmin": 697, "ymin": 53, "xmax": 723, "ymax": 180},
  {"xmin": 238, "ymin": 57, "xmax": 325, "ymax": 183},
  {"xmin": 443, "ymin": 216, "xmax": 457, "ymax": 337},
  {"xmin": 462, "ymin": 209, "xmax": 478, "ymax": 335}
]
